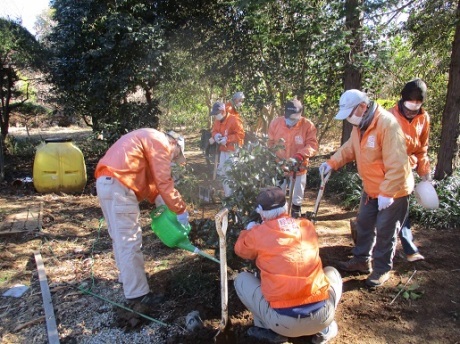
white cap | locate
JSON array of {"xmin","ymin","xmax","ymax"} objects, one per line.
[
  {"xmin": 232, "ymin": 92, "xmax": 245, "ymax": 101},
  {"xmin": 166, "ymin": 131, "xmax": 186, "ymax": 164},
  {"xmin": 335, "ymin": 89, "xmax": 369, "ymax": 120}
]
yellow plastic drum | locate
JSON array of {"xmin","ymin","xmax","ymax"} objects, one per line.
[{"xmin": 33, "ymin": 138, "xmax": 87, "ymax": 193}]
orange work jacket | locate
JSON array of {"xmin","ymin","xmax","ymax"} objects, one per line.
[
  {"xmin": 211, "ymin": 114, "xmax": 245, "ymax": 152},
  {"xmin": 327, "ymin": 105, "xmax": 414, "ymax": 199},
  {"xmin": 235, "ymin": 214, "xmax": 330, "ymax": 308},
  {"xmin": 268, "ymin": 116, "xmax": 318, "ymax": 175},
  {"xmin": 94, "ymin": 128, "xmax": 186, "ymax": 214},
  {"xmin": 389, "ymin": 104, "xmax": 431, "ymax": 177}
]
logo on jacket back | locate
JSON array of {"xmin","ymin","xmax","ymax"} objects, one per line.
[{"xmin": 295, "ymin": 136, "xmax": 303, "ymax": 145}]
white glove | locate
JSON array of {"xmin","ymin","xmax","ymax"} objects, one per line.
[
  {"xmin": 420, "ymin": 174, "xmax": 432, "ymax": 182},
  {"xmin": 208, "ymin": 137, "xmax": 215, "ymax": 145},
  {"xmin": 246, "ymin": 221, "xmax": 258, "ymax": 230},
  {"xmin": 378, "ymin": 196, "xmax": 394, "ymax": 211},
  {"xmin": 214, "ymin": 133, "xmax": 222, "ymax": 142},
  {"xmin": 176, "ymin": 211, "xmax": 190, "ymax": 226},
  {"xmin": 218, "ymin": 136, "xmax": 227, "ymax": 145},
  {"xmin": 319, "ymin": 162, "xmax": 332, "ymax": 175}
]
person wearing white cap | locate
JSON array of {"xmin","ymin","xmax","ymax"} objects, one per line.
[
  {"xmin": 226, "ymin": 92, "xmax": 246, "ymax": 146},
  {"xmin": 95, "ymin": 128, "xmax": 189, "ymax": 306},
  {"xmin": 319, "ymin": 90, "xmax": 414, "ymax": 288}
]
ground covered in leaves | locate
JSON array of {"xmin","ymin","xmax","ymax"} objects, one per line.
[{"xmin": 0, "ymin": 127, "xmax": 459, "ymax": 343}]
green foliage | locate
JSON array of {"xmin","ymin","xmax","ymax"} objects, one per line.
[
  {"xmin": 396, "ymin": 282, "xmax": 423, "ymax": 301},
  {"xmin": 3, "ymin": 135, "xmax": 36, "ymax": 158},
  {"xmin": 48, "ymin": 0, "xmax": 166, "ymax": 132},
  {"xmin": 410, "ymin": 172, "xmax": 460, "ymax": 229},
  {"xmin": 222, "ymin": 136, "xmax": 286, "ymax": 222},
  {"xmin": 172, "ymin": 164, "xmax": 204, "ymax": 208}
]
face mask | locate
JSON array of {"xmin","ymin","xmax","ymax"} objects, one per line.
[
  {"xmin": 285, "ymin": 118, "xmax": 299, "ymax": 127},
  {"xmin": 235, "ymin": 101, "xmax": 242, "ymax": 108},
  {"xmin": 404, "ymin": 101, "xmax": 422, "ymax": 111},
  {"xmin": 346, "ymin": 114, "xmax": 362, "ymax": 126},
  {"xmin": 216, "ymin": 113, "xmax": 224, "ymax": 121}
]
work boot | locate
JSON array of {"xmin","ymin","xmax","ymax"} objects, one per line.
[
  {"xmin": 337, "ymin": 257, "xmax": 371, "ymax": 273},
  {"xmin": 291, "ymin": 204, "xmax": 301, "ymax": 218},
  {"xmin": 365, "ymin": 271, "xmax": 390, "ymax": 288},
  {"xmin": 247, "ymin": 327, "xmax": 288, "ymax": 344},
  {"xmin": 312, "ymin": 320, "xmax": 338, "ymax": 344},
  {"xmin": 127, "ymin": 292, "xmax": 165, "ymax": 307}
]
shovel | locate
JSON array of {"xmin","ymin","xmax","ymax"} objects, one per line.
[
  {"xmin": 306, "ymin": 169, "xmax": 331, "ymax": 224},
  {"xmin": 214, "ymin": 207, "xmax": 232, "ymax": 342}
]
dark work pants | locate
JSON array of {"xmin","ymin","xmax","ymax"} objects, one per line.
[{"xmin": 353, "ymin": 192, "xmax": 409, "ymax": 274}]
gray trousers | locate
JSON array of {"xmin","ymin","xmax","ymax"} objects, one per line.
[
  {"xmin": 234, "ymin": 267, "xmax": 342, "ymax": 337},
  {"xmin": 353, "ymin": 192, "xmax": 409, "ymax": 274}
]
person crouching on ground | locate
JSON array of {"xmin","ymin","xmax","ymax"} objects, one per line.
[
  {"xmin": 234, "ymin": 187, "xmax": 342, "ymax": 344},
  {"xmin": 94, "ymin": 129, "xmax": 190, "ymax": 307}
]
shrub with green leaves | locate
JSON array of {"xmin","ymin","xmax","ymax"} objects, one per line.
[{"xmin": 221, "ymin": 136, "xmax": 287, "ymax": 224}]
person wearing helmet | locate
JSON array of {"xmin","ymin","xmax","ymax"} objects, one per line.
[
  {"xmin": 94, "ymin": 129, "xmax": 189, "ymax": 307},
  {"xmin": 389, "ymin": 78, "xmax": 431, "ymax": 262},
  {"xmin": 319, "ymin": 90, "xmax": 414, "ymax": 288},
  {"xmin": 210, "ymin": 101, "xmax": 245, "ymax": 197},
  {"xmin": 226, "ymin": 92, "xmax": 246, "ymax": 147},
  {"xmin": 268, "ymin": 99, "xmax": 318, "ymax": 218}
]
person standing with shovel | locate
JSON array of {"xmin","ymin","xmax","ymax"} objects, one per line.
[
  {"xmin": 268, "ymin": 99, "xmax": 318, "ymax": 218},
  {"xmin": 234, "ymin": 187, "xmax": 343, "ymax": 343}
]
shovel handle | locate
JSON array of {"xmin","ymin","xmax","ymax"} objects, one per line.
[{"xmin": 215, "ymin": 208, "xmax": 229, "ymax": 331}]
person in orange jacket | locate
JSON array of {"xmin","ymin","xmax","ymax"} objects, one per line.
[
  {"xmin": 210, "ymin": 101, "xmax": 245, "ymax": 197},
  {"xmin": 234, "ymin": 187, "xmax": 342, "ymax": 343},
  {"xmin": 225, "ymin": 91, "xmax": 245, "ymax": 146},
  {"xmin": 319, "ymin": 90, "xmax": 414, "ymax": 288},
  {"xmin": 94, "ymin": 129, "xmax": 189, "ymax": 306},
  {"xmin": 268, "ymin": 99, "xmax": 318, "ymax": 218},
  {"xmin": 389, "ymin": 79, "xmax": 431, "ymax": 262}
]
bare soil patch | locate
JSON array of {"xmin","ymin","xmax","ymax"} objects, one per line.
[{"xmin": 0, "ymin": 128, "xmax": 459, "ymax": 343}]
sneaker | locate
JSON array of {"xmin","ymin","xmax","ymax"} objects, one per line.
[
  {"xmin": 247, "ymin": 326, "xmax": 288, "ymax": 344},
  {"xmin": 365, "ymin": 271, "xmax": 390, "ymax": 288},
  {"xmin": 127, "ymin": 292, "xmax": 165, "ymax": 306},
  {"xmin": 312, "ymin": 320, "xmax": 338, "ymax": 344},
  {"xmin": 406, "ymin": 252, "xmax": 425, "ymax": 262},
  {"xmin": 337, "ymin": 257, "xmax": 371, "ymax": 273}
]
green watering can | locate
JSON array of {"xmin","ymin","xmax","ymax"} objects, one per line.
[{"xmin": 150, "ymin": 205, "xmax": 219, "ymax": 264}]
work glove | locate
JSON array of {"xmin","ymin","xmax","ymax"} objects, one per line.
[
  {"xmin": 218, "ymin": 136, "xmax": 228, "ymax": 146},
  {"xmin": 292, "ymin": 153, "xmax": 304, "ymax": 168},
  {"xmin": 244, "ymin": 210, "xmax": 262, "ymax": 227},
  {"xmin": 214, "ymin": 133, "xmax": 222, "ymax": 142},
  {"xmin": 176, "ymin": 211, "xmax": 190, "ymax": 226},
  {"xmin": 208, "ymin": 137, "xmax": 215, "ymax": 145},
  {"xmin": 377, "ymin": 196, "xmax": 394, "ymax": 211},
  {"xmin": 246, "ymin": 222, "xmax": 258, "ymax": 230},
  {"xmin": 319, "ymin": 162, "xmax": 332, "ymax": 175},
  {"xmin": 420, "ymin": 173, "xmax": 432, "ymax": 182}
]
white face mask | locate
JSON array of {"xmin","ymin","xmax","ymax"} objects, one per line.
[
  {"xmin": 285, "ymin": 118, "xmax": 299, "ymax": 127},
  {"xmin": 235, "ymin": 101, "xmax": 242, "ymax": 108},
  {"xmin": 215, "ymin": 113, "xmax": 224, "ymax": 121},
  {"xmin": 404, "ymin": 101, "xmax": 422, "ymax": 111},
  {"xmin": 346, "ymin": 114, "xmax": 362, "ymax": 126}
]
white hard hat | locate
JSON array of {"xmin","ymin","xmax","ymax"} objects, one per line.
[{"xmin": 414, "ymin": 181, "xmax": 439, "ymax": 210}]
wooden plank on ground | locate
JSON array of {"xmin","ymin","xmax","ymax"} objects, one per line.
[
  {"xmin": 0, "ymin": 203, "xmax": 42, "ymax": 235},
  {"xmin": 34, "ymin": 250, "xmax": 60, "ymax": 344}
]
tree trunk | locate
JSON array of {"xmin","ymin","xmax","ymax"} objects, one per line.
[
  {"xmin": 434, "ymin": 0, "xmax": 460, "ymax": 180},
  {"xmin": 341, "ymin": 0, "xmax": 363, "ymax": 146}
]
